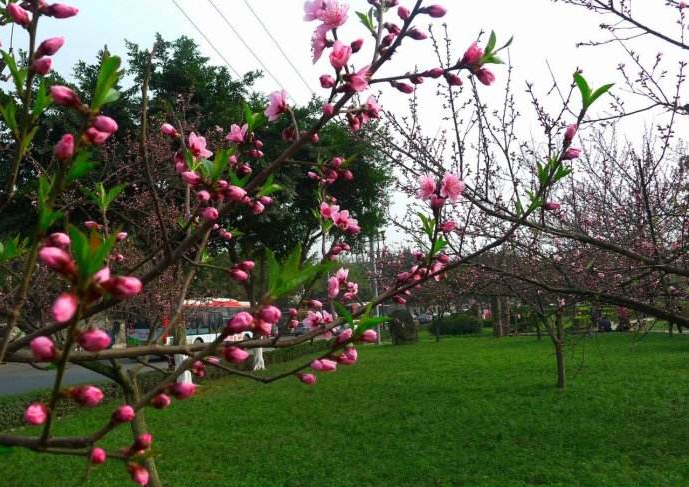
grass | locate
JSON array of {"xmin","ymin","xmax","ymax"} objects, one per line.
[{"xmin": 3, "ymin": 333, "xmax": 689, "ymax": 486}]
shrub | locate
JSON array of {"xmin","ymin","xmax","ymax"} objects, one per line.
[{"xmin": 429, "ymin": 313, "xmax": 482, "ymax": 336}]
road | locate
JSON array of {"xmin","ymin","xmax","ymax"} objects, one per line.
[{"xmin": 0, "ymin": 361, "xmax": 141, "ymax": 396}]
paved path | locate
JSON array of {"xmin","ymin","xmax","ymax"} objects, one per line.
[{"xmin": 0, "ymin": 361, "xmax": 140, "ymax": 396}]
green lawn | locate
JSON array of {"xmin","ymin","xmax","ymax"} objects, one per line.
[{"xmin": 3, "ymin": 334, "xmax": 689, "ymax": 487}]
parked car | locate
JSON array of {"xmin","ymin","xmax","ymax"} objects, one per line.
[{"xmin": 416, "ymin": 313, "xmax": 433, "ymax": 324}]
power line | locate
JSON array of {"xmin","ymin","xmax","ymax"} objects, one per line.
[
  {"xmin": 170, "ymin": 0, "xmax": 241, "ymax": 78},
  {"xmin": 241, "ymin": 0, "xmax": 317, "ymax": 97},
  {"xmin": 207, "ymin": 0, "xmax": 292, "ymax": 97}
]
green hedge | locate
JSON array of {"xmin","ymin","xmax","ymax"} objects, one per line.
[
  {"xmin": 0, "ymin": 340, "xmax": 328, "ymax": 432},
  {"xmin": 429, "ymin": 314, "xmax": 482, "ymax": 336}
]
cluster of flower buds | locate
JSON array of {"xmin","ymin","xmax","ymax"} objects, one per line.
[
  {"xmin": 345, "ymin": 95, "xmax": 381, "ymax": 132},
  {"xmin": 319, "ymin": 201, "xmax": 361, "ymax": 234},
  {"xmin": 391, "ymin": 252, "xmax": 451, "ymax": 303},
  {"xmin": 38, "ymin": 232, "xmax": 142, "ymax": 325},
  {"xmin": 7, "ymin": 2, "xmax": 78, "ymax": 29},
  {"xmin": 327, "ymin": 268, "xmax": 359, "ymax": 301},
  {"xmin": 228, "ymin": 260, "xmax": 255, "ymax": 283},
  {"xmin": 308, "ymin": 157, "xmax": 354, "ymax": 185},
  {"xmin": 224, "ymin": 305, "xmax": 282, "ymax": 338},
  {"xmin": 459, "ymin": 42, "xmax": 494, "ymax": 86},
  {"xmin": 417, "ymin": 173, "xmax": 464, "ymax": 209},
  {"xmin": 326, "ymin": 241, "xmax": 351, "ymax": 260}
]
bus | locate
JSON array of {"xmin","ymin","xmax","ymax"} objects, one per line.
[{"xmin": 127, "ymin": 298, "xmax": 253, "ymax": 346}]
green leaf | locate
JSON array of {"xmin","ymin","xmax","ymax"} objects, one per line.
[
  {"xmin": 2, "ymin": 51, "xmax": 25, "ymax": 94},
  {"xmin": 432, "ymin": 238, "xmax": 447, "ymax": 256},
  {"xmin": 356, "ymin": 10, "xmax": 375, "ymax": 33},
  {"xmin": 573, "ymin": 72, "xmax": 591, "ymax": 106},
  {"xmin": 588, "ymin": 83, "xmax": 614, "ymax": 106},
  {"xmin": 356, "ymin": 316, "xmax": 389, "ymax": 333},
  {"xmin": 68, "ymin": 226, "xmax": 89, "ymax": 275},
  {"xmin": 0, "ymin": 445, "xmax": 13, "ymax": 456},
  {"xmin": 0, "ymin": 99, "xmax": 17, "ymax": 134},
  {"xmin": 265, "ymin": 248, "xmax": 280, "ymax": 295},
  {"xmin": 104, "ymin": 183, "xmax": 126, "ymax": 208},
  {"xmin": 91, "ymin": 55, "xmax": 122, "ymax": 110},
  {"xmin": 334, "ymin": 302, "xmax": 354, "ymax": 326},
  {"xmin": 485, "ymin": 31, "xmax": 497, "ymax": 54},
  {"xmin": 32, "ymin": 79, "xmax": 52, "ymax": 118},
  {"xmin": 283, "ymin": 244, "xmax": 302, "ymax": 279}
]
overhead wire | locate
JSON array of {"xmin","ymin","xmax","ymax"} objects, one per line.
[
  {"xmin": 241, "ymin": 0, "xmax": 317, "ymax": 97},
  {"xmin": 207, "ymin": 0, "xmax": 293, "ymax": 98},
  {"xmin": 170, "ymin": 0, "xmax": 242, "ymax": 78}
]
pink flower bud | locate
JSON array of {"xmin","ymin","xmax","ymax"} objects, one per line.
[
  {"xmin": 311, "ymin": 358, "xmax": 337, "ymax": 372},
  {"xmin": 89, "ymin": 447, "xmax": 107, "ymax": 465},
  {"xmin": 336, "ymin": 328, "xmax": 353, "ymax": 344},
  {"xmin": 238, "ymin": 260, "xmax": 255, "ymax": 271},
  {"xmin": 360, "ymin": 329, "xmax": 378, "ymax": 343},
  {"xmin": 7, "ymin": 3, "xmax": 30, "ymax": 26},
  {"xmin": 544, "ymin": 201, "xmax": 561, "ymax": 211},
  {"xmin": 92, "ymin": 115, "xmax": 118, "ymax": 134},
  {"xmin": 47, "ymin": 232, "xmax": 70, "ymax": 249},
  {"xmin": 78, "ymin": 328, "xmax": 111, "ymax": 352},
  {"xmin": 338, "ymin": 346, "xmax": 358, "ymax": 365},
  {"xmin": 201, "ymin": 207, "xmax": 219, "ymax": 221},
  {"xmin": 319, "ymin": 74, "xmax": 335, "ymax": 88},
  {"xmin": 128, "ymin": 465, "xmax": 149, "ymax": 486},
  {"xmin": 51, "ymin": 293, "xmax": 78, "ymax": 323},
  {"xmin": 151, "ymin": 393, "xmax": 171, "ymax": 409},
  {"xmin": 251, "ymin": 201, "xmax": 265, "ymax": 215},
  {"xmin": 73, "ymin": 385, "xmax": 104, "ymax": 407},
  {"xmin": 289, "ymin": 308, "xmax": 298, "ymax": 318},
  {"xmin": 30, "ymin": 336, "xmax": 56, "ymax": 362},
  {"xmin": 161, "ymin": 123, "xmax": 178, "ymax": 137},
  {"xmin": 407, "ymin": 28, "xmax": 428, "ymax": 40},
  {"xmin": 225, "ymin": 185, "xmax": 247, "ymax": 201},
  {"xmin": 229, "ymin": 268, "xmax": 249, "ymax": 282},
  {"xmin": 254, "ymin": 319, "xmax": 272, "ymax": 336},
  {"xmin": 113, "ymin": 404, "xmax": 135, "ymax": 423},
  {"xmin": 223, "ymin": 346, "xmax": 250, "ymax": 364},
  {"xmin": 24, "ymin": 403, "xmax": 48, "ymax": 425},
  {"xmin": 170, "ymin": 382, "xmax": 196, "ymax": 400},
  {"xmin": 308, "ymin": 299, "xmax": 323, "ymax": 310},
  {"xmin": 564, "ymin": 124, "xmax": 578, "ymax": 143},
  {"xmin": 397, "ymin": 6, "xmax": 410, "ymax": 19},
  {"xmin": 350, "ymin": 38, "xmax": 364, "ymax": 53},
  {"xmin": 446, "ymin": 73, "xmax": 463, "ymax": 86},
  {"xmin": 50, "ymin": 85, "xmax": 80, "ymax": 107},
  {"xmin": 476, "ymin": 68, "xmax": 495, "ymax": 86},
  {"xmin": 424, "ymin": 67, "xmax": 444, "ymax": 78},
  {"xmin": 85, "ymin": 127, "xmax": 111, "ymax": 145},
  {"xmin": 133, "ymin": 433, "xmax": 153, "ymax": 452},
  {"xmin": 461, "ymin": 42, "xmax": 484, "ymax": 66},
  {"xmin": 32, "ymin": 57, "xmax": 52, "ymax": 75},
  {"xmin": 563, "ymin": 147, "xmax": 581, "ymax": 160},
  {"xmin": 54, "ymin": 133, "xmax": 75, "ymax": 161},
  {"xmin": 181, "ymin": 171, "xmax": 201, "ymax": 186},
  {"xmin": 43, "ymin": 3, "xmax": 79, "ymax": 18},
  {"xmin": 101, "ymin": 276, "xmax": 142, "ymax": 299},
  {"xmin": 259, "ymin": 305, "xmax": 281, "ymax": 324},
  {"xmin": 196, "ymin": 190, "xmax": 211, "ymax": 202},
  {"xmin": 39, "ymin": 246, "xmax": 74, "ymax": 274},
  {"xmin": 36, "ymin": 37, "xmax": 64, "ymax": 56},
  {"xmin": 298, "ymin": 373, "xmax": 317, "ymax": 385},
  {"xmin": 116, "ymin": 232, "xmax": 128, "ymax": 242},
  {"xmin": 422, "ymin": 4, "xmax": 447, "ymax": 17},
  {"xmin": 226, "ymin": 311, "xmax": 254, "ymax": 333},
  {"xmin": 392, "ymin": 81, "xmax": 415, "ymax": 94}
]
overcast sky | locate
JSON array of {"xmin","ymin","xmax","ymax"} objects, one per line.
[{"xmin": 7, "ymin": 0, "xmax": 684, "ymax": 245}]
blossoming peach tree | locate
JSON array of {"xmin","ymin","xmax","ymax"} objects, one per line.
[{"xmin": 0, "ymin": 0, "xmax": 543, "ymax": 485}]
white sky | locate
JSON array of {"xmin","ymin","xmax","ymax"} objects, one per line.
[{"xmin": 5, "ymin": 0, "xmax": 684, "ymax": 245}]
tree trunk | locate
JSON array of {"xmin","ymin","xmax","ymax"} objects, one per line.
[
  {"xmin": 125, "ymin": 375, "xmax": 163, "ymax": 487},
  {"xmin": 554, "ymin": 312, "xmax": 566, "ymax": 390}
]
